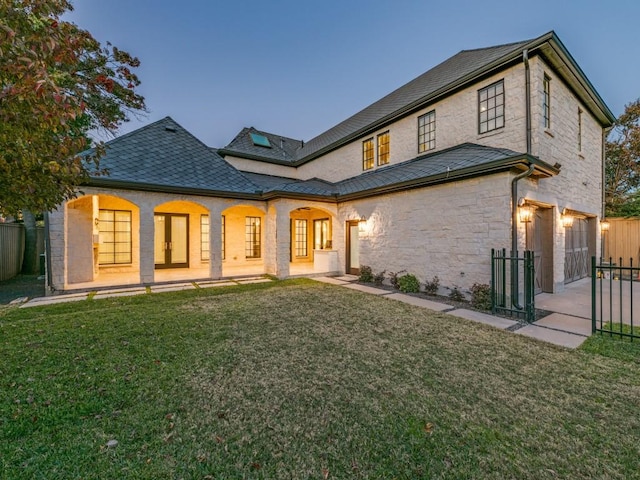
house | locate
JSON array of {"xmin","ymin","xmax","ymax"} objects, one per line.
[{"xmin": 46, "ymin": 31, "xmax": 615, "ymax": 295}]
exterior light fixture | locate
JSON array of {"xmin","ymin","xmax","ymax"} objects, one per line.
[
  {"xmin": 518, "ymin": 204, "xmax": 534, "ymax": 223},
  {"xmin": 601, "ymin": 219, "xmax": 610, "ymax": 232},
  {"xmin": 561, "ymin": 208, "xmax": 574, "ymax": 228},
  {"xmin": 358, "ymin": 216, "xmax": 367, "ymax": 233}
]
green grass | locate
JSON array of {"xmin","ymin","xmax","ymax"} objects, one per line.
[
  {"xmin": 1, "ymin": 279, "xmax": 639, "ymax": 479},
  {"xmin": 581, "ymin": 323, "xmax": 640, "ymax": 363}
]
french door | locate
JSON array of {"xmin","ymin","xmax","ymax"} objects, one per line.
[
  {"xmin": 346, "ymin": 220, "xmax": 360, "ymax": 275},
  {"xmin": 154, "ymin": 213, "xmax": 189, "ymax": 268}
]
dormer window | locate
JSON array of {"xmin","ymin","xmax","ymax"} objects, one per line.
[
  {"xmin": 250, "ymin": 132, "xmax": 271, "ymax": 148},
  {"xmin": 478, "ymin": 80, "xmax": 504, "ymax": 134}
]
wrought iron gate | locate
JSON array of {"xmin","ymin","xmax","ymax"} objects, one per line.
[{"xmin": 491, "ymin": 249, "xmax": 535, "ymax": 323}]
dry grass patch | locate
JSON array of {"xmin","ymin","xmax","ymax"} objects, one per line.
[{"xmin": 1, "ymin": 279, "xmax": 639, "ymax": 479}]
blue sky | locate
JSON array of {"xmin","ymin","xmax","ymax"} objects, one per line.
[{"xmin": 65, "ymin": 0, "xmax": 639, "ymax": 147}]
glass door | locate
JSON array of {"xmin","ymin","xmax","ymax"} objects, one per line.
[
  {"xmin": 154, "ymin": 213, "xmax": 189, "ymax": 268},
  {"xmin": 346, "ymin": 220, "xmax": 360, "ymax": 275}
]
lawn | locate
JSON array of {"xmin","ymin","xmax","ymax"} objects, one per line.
[{"xmin": 1, "ymin": 279, "xmax": 639, "ymax": 479}]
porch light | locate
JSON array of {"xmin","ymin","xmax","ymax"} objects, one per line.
[
  {"xmin": 518, "ymin": 205, "xmax": 534, "ymax": 223},
  {"xmin": 358, "ymin": 216, "xmax": 367, "ymax": 233},
  {"xmin": 600, "ymin": 219, "xmax": 610, "ymax": 232},
  {"xmin": 561, "ymin": 208, "xmax": 574, "ymax": 228}
]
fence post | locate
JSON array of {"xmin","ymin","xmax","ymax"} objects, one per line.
[
  {"xmin": 591, "ymin": 256, "xmax": 596, "ymax": 334},
  {"xmin": 491, "ymin": 249, "xmax": 495, "ymax": 313}
]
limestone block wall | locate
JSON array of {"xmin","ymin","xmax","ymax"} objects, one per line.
[
  {"xmin": 338, "ymin": 172, "xmax": 512, "ymax": 292},
  {"xmin": 528, "ymin": 56, "xmax": 603, "ymax": 217}
]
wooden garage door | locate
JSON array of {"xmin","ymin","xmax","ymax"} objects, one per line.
[
  {"xmin": 526, "ymin": 207, "xmax": 553, "ymax": 294},
  {"xmin": 564, "ymin": 218, "xmax": 591, "ymax": 284}
]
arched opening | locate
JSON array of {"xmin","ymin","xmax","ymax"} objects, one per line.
[
  {"xmin": 153, "ymin": 200, "xmax": 211, "ymax": 282},
  {"xmin": 289, "ymin": 206, "xmax": 339, "ymax": 276},
  {"xmin": 65, "ymin": 194, "xmax": 140, "ymax": 288},
  {"xmin": 221, "ymin": 205, "xmax": 266, "ymax": 277}
]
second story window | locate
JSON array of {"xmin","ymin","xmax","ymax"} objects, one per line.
[
  {"xmin": 363, "ymin": 138, "xmax": 374, "ymax": 170},
  {"xmin": 478, "ymin": 79, "xmax": 504, "ymax": 134},
  {"xmin": 543, "ymin": 75, "xmax": 551, "ymax": 129},
  {"xmin": 377, "ymin": 131, "xmax": 390, "ymax": 166},
  {"xmin": 418, "ymin": 110, "xmax": 436, "ymax": 153}
]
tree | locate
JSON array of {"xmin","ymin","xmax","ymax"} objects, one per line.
[
  {"xmin": 0, "ymin": 0, "xmax": 146, "ymax": 215},
  {"xmin": 605, "ymin": 99, "xmax": 640, "ymax": 217}
]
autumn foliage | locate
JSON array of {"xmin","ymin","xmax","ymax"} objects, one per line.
[
  {"xmin": 605, "ymin": 99, "xmax": 640, "ymax": 217},
  {"xmin": 0, "ymin": 0, "xmax": 145, "ymax": 214}
]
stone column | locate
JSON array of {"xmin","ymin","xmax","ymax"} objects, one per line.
[
  {"xmin": 139, "ymin": 203, "xmax": 155, "ymax": 284},
  {"xmin": 47, "ymin": 204, "xmax": 66, "ymax": 291},
  {"xmin": 206, "ymin": 202, "xmax": 223, "ymax": 279},
  {"xmin": 265, "ymin": 201, "xmax": 290, "ymax": 278}
]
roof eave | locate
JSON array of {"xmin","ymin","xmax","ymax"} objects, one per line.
[
  {"xmin": 336, "ymin": 154, "xmax": 558, "ymax": 202},
  {"xmin": 533, "ymin": 33, "xmax": 615, "ymax": 126},
  {"xmin": 218, "ymin": 149, "xmax": 297, "ymax": 167},
  {"xmin": 86, "ymin": 178, "xmax": 263, "ymax": 200}
]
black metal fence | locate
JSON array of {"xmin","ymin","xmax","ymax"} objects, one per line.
[
  {"xmin": 591, "ymin": 257, "xmax": 640, "ymax": 341},
  {"xmin": 491, "ymin": 249, "xmax": 535, "ymax": 323}
]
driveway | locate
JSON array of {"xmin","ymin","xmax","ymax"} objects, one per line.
[{"xmin": 531, "ymin": 276, "xmax": 640, "ymax": 341}]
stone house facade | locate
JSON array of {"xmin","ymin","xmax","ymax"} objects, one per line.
[{"xmin": 47, "ymin": 31, "xmax": 614, "ymax": 295}]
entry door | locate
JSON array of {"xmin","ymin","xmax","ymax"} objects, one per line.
[
  {"xmin": 346, "ymin": 220, "xmax": 360, "ymax": 275},
  {"xmin": 564, "ymin": 218, "xmax": 591, "ymax": 284},
  {"xmin": 154, "ymin": 213, "xmax": 189, "ymax": 268},
  {"xmin": 526, "ymin": 207, "xmax": 553, "ymax": 294}
]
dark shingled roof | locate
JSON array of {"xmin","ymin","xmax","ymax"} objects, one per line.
[
  {"xmin": 296, "ymin": 39, "xmax": 534, "ymax": 160},
  {"xmin": 335, "ymin": 143, "xmax": 524, "ymax": 196},
  {"xmin": 87, "ymin": 117, "xmax": 260, "ymax": 195},
  {"xmin": 241, "ymin": 143, "xmax": 532, "ymax": 199},
  {"xmin": 221, "ymin": 35, "xmax": 538, "ymax": 164},
  {"xmin": 223, "ymin": 127, "xmax": 303, "ymax": 164}
]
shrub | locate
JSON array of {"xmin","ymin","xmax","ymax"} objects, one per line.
[
  {"xmin": 470, "ymin": 283, "xmax": 492, "ymax": 310},
  {"xmin": 373, "ymin": 270, "xmax": 386, "ymax": 286},
  {"xmin": 359, "ymin": 265, "xmax": 374, "ymax": 283},
  {"xmin": 398, "ymin": 274, "xmax": 420, "ymax": 293},
  {"xmin": 424, "ymin": 275, "xmax": 440, "ymax": 295},
  {"xmin": 449, "ymin": 285, "xmax": 466, "ymax": 302},
  {"xmin": 388, "ymin": 270, "xmax": 406, "ymax": 289}
]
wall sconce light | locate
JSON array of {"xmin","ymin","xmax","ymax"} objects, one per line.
[
  {"xmin": 600, "ymin": 219, "xmax": 610, "ymax": 232},
  {"xmin": 358, "ymin": 216, "xmax": 367, "ymax": 233},
  {"xmin": 561, "ymin": 208, "xmax": 574, "ymax": 228},
  {"xmin": 518, "ymin": 205, "xmax": 534, "ymax": 223}
]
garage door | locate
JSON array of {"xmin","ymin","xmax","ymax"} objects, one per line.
[{"xmin": 564, "ymin": 218, "xmax": 592, "ymax": 284}]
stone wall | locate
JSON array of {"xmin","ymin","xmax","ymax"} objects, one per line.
[{"xmin": 338, "ymin": 172, "xmax": 513, "ymax": 292}]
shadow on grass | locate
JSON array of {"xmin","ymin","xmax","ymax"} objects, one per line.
[{"xmin": 0, "ymin": 274, "xmax": 45, "ymax": 305}]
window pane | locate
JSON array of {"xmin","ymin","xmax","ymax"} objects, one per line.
[
  {"xmin": 201, "ymin": 215, "xmax": 210, "ymax": 261},
  {"xmin": 99, "ymin": 209, "xmax": 132, "ymax": 265}
]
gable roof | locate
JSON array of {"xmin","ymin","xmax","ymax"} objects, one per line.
[
  {"xmin": 86, "ymin": 117, "xmax": 261, "ymax": 197},
  {"xmin": 219, "ymin": 31, "xmax": 614, "ymax": 166}
]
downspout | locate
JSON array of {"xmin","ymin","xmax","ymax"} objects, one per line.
[
  {"xmin": 510, "ymin": 49, "xmax": 535, "ymax": 309},
  {"xmin": 44, "ymin": 212, "xmax": 52, "ymax": 294}
]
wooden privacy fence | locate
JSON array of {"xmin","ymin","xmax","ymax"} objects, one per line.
[
  {"xmin": 603, "ymin": 218, "xmax": 640, "ymax": 265},
  {"xmin": 0, "ymin": 223, "xmax": 25, "ymax": 281}
]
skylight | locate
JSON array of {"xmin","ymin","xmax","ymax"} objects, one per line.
[{"xmin": 250, "ymin": 132, "xmax": 271, "ymax": 148}]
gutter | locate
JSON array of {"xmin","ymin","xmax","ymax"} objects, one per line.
[{"xmin": 509, "ymin": 49, "xmax": 535, "ymax": 310}]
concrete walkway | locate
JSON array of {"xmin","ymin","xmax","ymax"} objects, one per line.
[
  {"xmin": 14, "ymin": 273, "xmax": 611, "ymax": 349},
  {"xmin": 313, "ymin": 276, "xmax": 593, "ymax": 348},
  {"xmin": 18, "ymin": 276, "xmax": 273, "ymax": 308}
]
